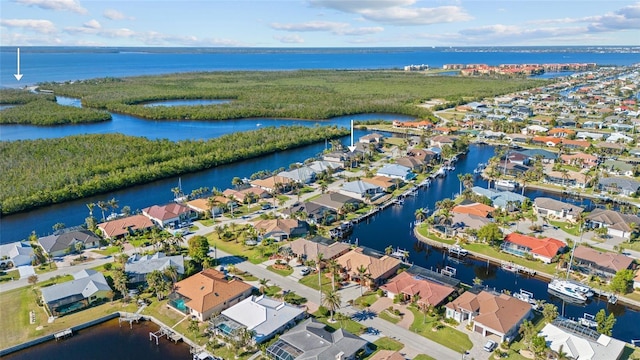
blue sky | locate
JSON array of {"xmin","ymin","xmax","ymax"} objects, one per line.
[{"xmin": 1, "ymin": 0, "xmax": 639, "ymax": 47}]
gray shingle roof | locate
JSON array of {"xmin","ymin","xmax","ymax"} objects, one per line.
[
  {"xmin": 125, "ymin": 252, "xmax": 185, "ymax": 277},
  {"xmin": 534, "ymin": 197, "xmax": 584, "ymax": 214},
  {"xmin": 40, "ymin": 269, "xmax": 111, "ymax": 304},
  {"xmin": 38, "ymin": 230, "xmax": 101, "ymax": 254}
]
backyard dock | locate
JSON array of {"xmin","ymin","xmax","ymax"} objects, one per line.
[{"xmin": 54, "ymin": 329, "xmax": 72, "ymax": 340}]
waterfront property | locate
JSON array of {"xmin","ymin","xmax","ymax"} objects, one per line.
[
  {"xmin": 597, "ymin": 177, "xmax": 640, "ymax": 197},
  {"xmin": 586, "ymin": 208, "xmax": 640, "ymax": 239},
  {"xmin": 287, "ymin": 236, "xmax": 351, "ymax": 262},
  {"xmin": 335, "ymin": 247, "xmax": 402, "ymax": 288},
  {"xmin": 376, "ymin": 164, "xmax": 416, "ymax": 181},
  {"xmin": 539, "ymin": 320, "xmax": 626, "ymax": 360},
  {"xmin": 265, "ymin": 318, "xmax": 367, "ymax": 360},
  {"xmin": 501, "ymin": 233, "xmax": 566, "ymax": 264},
  {"xmin": 38, "ymin": 229, "xmax": 102, "ymax": 257},
  {"xmin": 97, "ymin": 214, "xmax": 156, "ymax": 240},
  {"xmin": 309, "ymin": 192, "xmax": 362, "ymax": 212},
  {"xmin": 142, "ymin": 203, "xmax": 196, "ymax": 228},
  {"xmin": 452, "ymin": 202, "xmax": 496, "ymax": 218},
  {"xmin": 572, "ymin": 246, "xmax": 634, "ymax": 279},
  {"xmin": 445, "ymin": 289, "xmax": 532, "ymax": 343},
  {"xmin": 124, "ymin": 252, "xmax": 184, "ymax": 284},
  {"xmin": 533, "ymin": 197, "xmax": 584, "ymax": 222},
  {"xmin": 250, "ymin": 175, "xmax": 294, "ymax": 193},
  {"xmin": 169, "ymin": 269, "xmax": 253, "ymax": 321},
  {"xmin": 0, "ymin": 241, "xmax": 33, "ymax": 268},
  {"xmin": 338, "ymin": 180, "xmax": 384, "ymax": 202},
  {"xmin": 40, "ymin": 269, "xmax": 112, "ymax": 317},
  {"xmin": 281, "ymin": 202, "xmax": 337, "ymax": 225},
  {"xmin": 210, "ymin": 295, "xmax": 305, "ymax": 344},
  {"xmin": 380, "ymin": 270, "xmax": 456, "ymax": 308},
  {"xmin": 470, "ymin": 187, "xmax": 527, "ymax": 211},
  {"xmin": 253, "ymin": 219, "xmax": 310, "ymax": 242}
]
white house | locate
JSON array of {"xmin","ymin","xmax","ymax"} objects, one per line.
[
  {"xmin": 339, "ymin": 180, "xmax": 384, "ymax": 201},
  {"xmin": 40, "ymin": 269, "xmax": 112, "ymax": 317},
  {"xmin": 0, "ymin": 242, "xmax": 34, "ymax": 268},
  {"xmin": 539, "ymin": 322, "xmax": 626, "ymax": 360},
  {"xmin": 376, "ymin": 164, "xmax": 415, "ymax": 181}
]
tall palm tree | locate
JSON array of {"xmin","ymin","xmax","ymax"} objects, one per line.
[
  {"xmin": 108, "ymin": 197, "xmax": 119, "ymax": 215},
  {"xmin": 86, "ymin": 202, "xmax": 95, "ymax": 217},
  {"xmin": 322, "ymin": 289, "xmax": 342, "ymax": 322},
  {"xmin": 328, "ymin": 259, "xmax": 340, "ymax": 291},
  {"xmin": 164, "ymin": 264, "xmax": 178, "ymax": 289},
  {"xmin": 356, "ymin": 264, "xmax": 369, "ymax": 295},
  {"xmin": 316, "ymin": 252, "xmax": 325, "ymax": 303},
  {"xmin": 96, "ymin": 200, "xmax": 108, "ymax": 222}
]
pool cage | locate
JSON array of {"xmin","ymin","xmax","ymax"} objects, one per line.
[
  {"xmin": 209, "ymin": 314, "xmax": 245, "ymax": 339},
  {"xmin": 265, "ymin": 339, "xmax": 303, "ymax": 360}
]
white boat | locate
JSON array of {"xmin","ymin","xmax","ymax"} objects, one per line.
[
  {"xmin": 548, "ymin": 279, "xmax": 590, "ymax": 303},
  {"xmin": 578, "ymin": 313, "xmax": 597, "ymax": 328},
  {"xmin": 435, "ymin": 168, "xmax": 446, "ymax": 177},
  {"xmin": 448, "ymin": 245, "xmax": 468, "ymax": 257},
  {"xmin": 495, "ymin": 179, "xmax": 518, "ymax": 190}
]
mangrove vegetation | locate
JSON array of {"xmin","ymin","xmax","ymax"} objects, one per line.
[{"xmin": 0, "ymin": 125, "xmax": 348, "ymax": 214}]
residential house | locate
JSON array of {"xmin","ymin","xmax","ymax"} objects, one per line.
[
  {"xmin": 336, "ymin": 247, "xmax": 402, "ymax": 287},
  {"xmin": 533, "ymin": 197, "xmax": 584, "ymax": 222},
  {"xmin": 532, "ymin": 136, "xmax": 562, "ymax": 147},
  {"xmin": 395, "ymin": 156, "xmax": 424, "ymax": 171},
  {"xmin": 142, "ymin": 203, "xmax": 196, "ymax": 228},
  {"xmin": 595, "ymin": 142, "xmax": 626, "ymax": 155},
  {"xmin": 169, "ymin": 269, "xmax": 253, "ymax": 321},
  {"xmin": 98, "ymin": 214, "xmax": 156, "ymax": 240},
  {"xmin": 186, "ymin": 198, "xmax": 212, "ymax": 215},
  {"xmin": 250, "ymin": 175, "xmax": 295, "ymax": 193},
  {"xmin": 125, "ymin": 252, "xmax": 185, "ymax": 284},
  {"xmin": 506, "ymin": 133, "xmax": 530, "ymax": 144},
  {"xmin": 452, "ymin": 202, "xmax": 496, "ymax": 218},
  {"xmin": 506, "ymin": 152, "xmax": 529, "ymax": 166},
  {"xmin": 635, "ymin": 271, "xmax": 640, "ymax": 290},
  {"xmin": 359, "ymin": 133, "xmax": 384, "ymax": 144},
  {"xmin": 362, "ymin": 176, "xmax": 397, "ymax": 192},
  {"xmin": 278, "ymin": 166, "xmax": 317, "ymax": 185},
  {"xmin": 586, "ymin": 208, "xmax": 640, "ymax": 239},
  {"xmin": 253, "ymin": 219, "xmax": 309, "ymax": 241},
  {"xmin": 548, "ymin": 128, "xmax": 575, "ymax": 138},
  {"xmin": 322, "ymin": 151, "xmax": 356, "ymax": 165},
  {"xmin": 38, "ymin": 229, "xmax": 102, "ymax": 257},
  {"xmin": 368, "ymin": 350, "xmax": 405, "ymax": 360},
  {"xmin": 266, "ymin": 318, "xmax": 367, "ymax": 360},
  {"xmin": 380, "ymin": 270, "xmax": 455, "ymax": 308},
  {"xmin": 339, "ymin": 180, "xmax": 384, "ymax": 202},
  {"xmin": 223, "ymin": 187, "xmax": 271, "ymax": 204},
  {"xmin": 376, "ymin": 164, "xmax": 416, "ymax": 181},
  {"xmin": 606, "ymin": 132, "xmax": 634, "ymax": 143},
  {"xmin": 471, "ymin": 187, "xmax": 526, "ymax": 211},
  {"xmin": 40, "ymin": 269, "xmax": 112, "ymax": 317},
  {"xmin": 310, "ymin": 192, "xmax": 362, "ymax": 212},
  {"xmin": 501, "ymin": 233, "xmax": 566, "ymax": 263},
  {"xmin": 539, "ymin": 322, "xmax": 626, "ymax": 360},
  {"xmin": 281, "ymin": 202, "xmax": 337, "ymax": 225},
  {"xmin": 430, "ymin": 135, "xmax": 456, "ymax": 147},
  {"xmin": 602, "ymin": 159, "xmax": 635, "ymax": 177},
  {"xmin": 561, "ymin": 138, "xmax": 591, "ymax": 150},
  {"xmin": 560, "ymin": 153, "xmax": 599, "ymax": 169},
  {"xmin": 288, "ymin": 236, "xmax": 351, "ymax": 262},
  {"xmin": 211, "ymin": 295, "xmax": 305, "ymax": 344},
  {"xmin": 307, "ymin": 160, "xmax": 343, "ymax": 174},
  {"xmin": 407, "ymin": 149, "xmax": 438, "ymax": 164},
  {"xmin": 516, "ymin": 149, "xmax": 557, "ymax": 163},
  {"xmin": 543, "ymin": 165, "xmax": 588, "ymax": 188},
  {"xmin": 450, "ymin": 213, "xmax": 493, "ymax": 239},
  {"xmin": 576, "ymin": 131, "xmax": 606, "ymax": 141},
  {"xmin": 445, "ymin": 290, "xmax": 533, "ymax": 343},
  {"xmin": 573, "ymin": 246, "xmax": 634, "ymax": 279},
  {"xmin": 522, "ymin": 125, "xmax": 548, "ymax": 135},
  {"xmin": 598, "ymin": 177, "xmax": 640, "ymax": 196},
  {"xmin": 0, "ymin": 242, "xmax": 34, "ymax": 268}
]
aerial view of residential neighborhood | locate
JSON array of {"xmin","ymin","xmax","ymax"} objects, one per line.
[{"xmin": 1, "ymin": 1, "xmax": 640, "ymax": 360}]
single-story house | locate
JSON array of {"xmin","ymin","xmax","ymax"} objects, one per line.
[
  {"xmin": 288, "ymin": 237, "xmax": 351, "ymax": 261},
  {"xmin": 362, "ymin": 176, "xmax": 397, "ymax": 192},
  {"xmin": 533, "ymin": 197, "xmax": 584, "ymax": 222},
  {"xmin": 573, "ymin": 246, "xmax": 634, "ymax": 279},
  {"xmin": 40, "ymin": 269, "xmax": 112, "ymax": 317},
  {"xmin": 606, "ymin": 132, "xmax": 634, "ymax": 143},
  {"xmin": 223, "ymin": 187, "xmax": 271, "ymax": 204},
  {"xmin": 544, "ymin": 166, "xmax": 588, "ymax": 188},
  {"xmin": 559, "ymin": 153, "xmax": 599, "ymax": 169},
  {"xmin": 586, "ymin": 208, "xmax": 640, "ymax": 239},
  {"xmin": 211, "ymin": 295, "xmax": 305, "ymax": 344},
  {"xmin": 452, "ymin": 202, "xmax": 496, "ymax": 218},
  {"xmin": 266, "ymin": 318, "xmax": 367, "ymax": 360},
  {"xmin": 281, "ymin": 202, "xmax": 337, "ymax": 225},
  {"xmin": 336, "ymin": 247, "xmax": 402, "ymax": 287},
  {"xmin": 539, "ymin": 322, "xmax": 626, "ymax": 360},
  {"xmin": 278, "ymin": 166, "xmax": 317, "ymax": 185},
  {"xmin": 253, "ymin": 219, "xmax": 309, "ymax": 241},
  {"xmin": 169, "ymin": 269, "xmax": 253, "ymax": 321},
  {"xmin": 0, "ymin": 241, "xmax": 34, "ymax": 268},
  {"xmin": 598, "ymin": 177, "xmax": 640, "ymax": 196},
  {"xmin": 38, "ymin": 229, "xmax": 102, "ymax": 257},
  {"xmin": 359, "ymin": 133, "xmax": 384, "ymax": 144},
  {"xmin": 98, "ymin": 214, "xmax": 156, "ymax": 240},
  {"xmin": 339, "ymin": 180, "xmax": 384, "ymax": 202},
  {"xmin": 516, "ymin": 149, "xmax": 557, "ymax": 163},
  {"xmin": 142, "ymin": 203, "xmax": 196, "ymax": 228},
  {"xmin": 376, "ymin": 164, "xmax": 416, "ymax": 181},
  {"xmin": 310, "ymin": 192, "xmax": 362, "ymax": 212},
  {"xmin": 430, "ymin": 135, "xmax": 456, "ymax": 147},
  {"xmin": 125, "ymin": 252, "xmax": 185, "ymax": 284},
  {"xmin": 602, "ymin": 159, "xmax": 635, "ymax": 177},
  {"xmin": 368, "ymin": 350, "xmax": 405, "ymax": 360},
  {"xmin": 450, "ymin": 213, "xmax": 493, "ymax": 238},
  {"xmin": 548, "ymin": 128, "xmax": 575, "ymax": 138},
  {"xmin": 445, "ymin": 290, "xmax": 533, "ymax": 343},
  {"xmin": 501, "ymin": 233, "xmax": 566, "ymax": 263},
  {"xmin": 250, "ymin": 176, "xmax": 294, "ymax": 193},
  {"xmin": 380, "ymin": 270, "xmax": 456, "ymax": 308},
  {"xmin": 322, "ymin": 151, "xmax": 356, "ymax": 165},
  {"xmin": 307, "ymin": 160, "xmax": 343, "ymax": 174},
  {"xmin": 596, "ymin": 142, "xmax": 627, "ymax": 155}
]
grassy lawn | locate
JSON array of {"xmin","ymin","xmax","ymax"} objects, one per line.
[
  {"xmin": 264, "ymin": 285, "xmax": 282, "ymax": 297},
  {"xmin": 312, "ymin": 310, "xmax": 366, "ymax": 335},
  {"xmin": 93, "ymin": 245, "xmax": 122, "ymax": 256},
  {"xmin": 299, "ymin": 271, "xmax": 333, "ymax": 293},
  {"xmin": 620, "ymin": 241, "xmax": 640, "ymax": 252},
  {"xmin": 207, "ymin": 236, "xmax": 269, "ymax": 264},
  {"xmin": 0, "ymin": 285, "xmax": 137, "ymax": 349},
  {"xmin": 548, "ymin": 220, "xmax": 581, "ymax": 237},
  {"xmin": 464, "ymin": 243, "xmax": 558, "ymax": 275},
  {"xmin": 0, "ymin": 269, "xmax": 20, "ymax": 282},
  {"xmin": 413, "ymin": 355, "xmax": 437, "ymax": 360},
  {"xmin": 267, "ymin": 265, "xmax": 293, "ymax": 277},
  {"xmin": 378, "ymin": 310, "xmax": 402, "ymax": 324},
  {"xmin": 407, "ymin": 307, "xmax": 472, "ymax": 354},
  {"xmin": 354, "ymin": 292, "xmax": 379, "ymax": 308},
  {"xmin": 34, "ymin": 262, "xmax": 57, "ymax": 274},
  {"xmin": 199, "ymin": 219, "xmax": 217, "ymax": 227},
  {"xmin": 415, "ymin": 226, "xmax": 456, "ymax": 245},
  {"xmin": 363, "ymin": 336, "xmax": 405, "ymax": 359},
  {"xmin": 140, "ymin": 297, "xmax": 208, "ymax": 347},
  {"xmin": 624, "ymin": 291, "xmax": 640, "ymax": 303}
]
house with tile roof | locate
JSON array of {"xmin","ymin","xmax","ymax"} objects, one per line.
[
  {"xmin": 539, "ymin": 322, "xmax": 626, "ymax": 360},
  {"xmin": 253, "ymin": 219, "xmax": 309, "ymax": 242},
  {"xmin": 532, "ymin": 136, "xmax": 562, "ymax": 147},
  {"xmin": 380, "ymin": 271, "xmax": 456, "ymax": 308},
  {"xmin": 266, "ymin": 318, "xmax": 367, "ymax": 360},
  {"xmin": 169, "ymin": 269, "xmax": 253, "ymax": 321},
  {"xmin": 548, "ymin": 128, "xmax": 575, "ymax": 138},
  {"xmin": 361, "ymin": 176, "xmax": 396, "ymax": 192},
  {"xmin": 0, "ymin": 241, "xmax": 34, "ymax": 268},
  {"xmin": 501, "ymin": 233, "xmax": 566, "ymax": 263},
  {"xmin": 533, "ymin": 197, "xmax": 584, "ymax": 222},
  {"xmin": 586, "ymin": 208, "xmax": 640, "ymax": 239},
  {"xmin": 211, "ymin": 295, "xmax": 305, "ymax": 344},
  {"xmin": 98, "ymin": 214, "xmax": 156, "ymax": 240},
  {"xmin": 40, "ymin": 269, "xmax": 112, "ymax": 317},
  {"xmin": 560, "ymin": 153, "xmax": 599, "ymax": 169},
  {"xmin": 250, "ymin": 175, "xmax": 295, "ymax": 193},
  {"xmin": 336, "ymin": 247, "xmax": 402, "ymax": 287},
  {"xmin": 281, "ymin": 202, "xmax": 337, "ymax": 226},
  {"xmin": 38, "ymin": 229, "xmax": 102, "ymax": 257},
  {"xmin": 125, "ymin": 252, "xmax": 185, "ymax": 284},
  {"xmin": 445, "ymin": 290, "xmax": 533, "ymax": 343},
  {"xmin": 142, "ymin": 203, "xmax": 196, "ymax": 228},
  {"xmin": 573, "ymin": 246, "xmax": 634, "ymax": 279},
  {"xmin": 452, "ymin": 203, "xmax": 496, "ymax": 218},
  {"xmin": 368, "ymin": 350, "xmax": 405, "ymax": 360},
  {"xmin": 288, "ymin": 237, "xmax": 351, "ymax": 261},
  {"xmin": 561, "ymin": 138, "xmax": 591, "ymax": 150}
]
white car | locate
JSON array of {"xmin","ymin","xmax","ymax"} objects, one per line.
[
  {"xmin": 299, "ymin": 267, "xmax": 311, "ymax": 276},
  {"xmin": 483, "ymin": 340, "xmax": 497, "ymax": 352}
]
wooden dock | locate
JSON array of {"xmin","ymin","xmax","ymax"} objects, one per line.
[
  {"xmin": 150, "ymin": 326, "xmax": 182, "ymax": 345},
  {"xmin": 54, "ymin": 329, "xmax": 72, "ymax": 340}
]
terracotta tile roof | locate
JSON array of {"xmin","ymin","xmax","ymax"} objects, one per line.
[
  {"xmin": 446, "ymin": 291, "xmax": 531, "ymax": 334},
  {"xmin": 369, "ymin": 350, "xmax": 405, "ymax": 360},
  {"xmin": 561, "ymin": 139, "xmax": 590, "ymax": 148},
  {"xmin": 452, "ymin": 203, "xmax": 496, "ymax": 218},
  {"xmin": 548, "ymin": 128, "xmax": 576, "ymax": 135},
  {"xmin": 336, "ymin": 248, "xmax": 401, "ymax": 281},
  {"xmin": 380, "ymin": 271, "xmax": 455, "ymax": 306},
  {"xmin": 504, "ymin": 233, "xmax": 566, "ymax": 258},
  {"xmin": 143, "ymin": 203, "xmax": 191, "ymax": 221},
  {"xmin": 573, "ymin": 246, "xmax": 634, "ymax": 273},
  {"xmin": 532, "ymin": 136, "xmax": 562, "ymax": 145},
  {"xmin": 250, "ymin": 176, "xmax": 293, "ymax": 190},
  {"xmin": 173, "ymin": 269, "xmax": 252, "ymax": 315},
  {"xmin": 186, "ymin": 198, "xmax": 210, "ymax": 212},
  {"xmin": 253, "ymin": 219, "xmax": 301, "ymax": 235},
  {"xmin": 98, "ymin": 214, "xmax": 155, "ymax": 238},
  {"xmin": 362, "ymin": 176, "xmax": 395, "ymax": 189}
]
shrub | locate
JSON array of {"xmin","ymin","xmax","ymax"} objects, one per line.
[{"xmin": 103, "ymin": 263, "xmax": 113, "ymax": 271}]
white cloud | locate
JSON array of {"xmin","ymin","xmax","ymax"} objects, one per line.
[
  {"xmin": 0, "ymin": 19, "xmax": 56, "ymax": 34},
  {"xmin": 584, "ymin": 2, "xmax": 640, "ymax": 31},
  {"xmin": 103, "ymin": 9, "xmax": 134, "ymax": 21},
  {"xmin": 274, "ymin": 34, "xmax": 305, "ymax": 44},
  {"xmin": 83, "ymin": 19, "xmax": 101, "ymax": 29},
  {"xmin": 309, "ymin": 0, "xmax": 472, "ymax": 25},
  {"xmin": 270, "ymin": 21, "xmax": 383, "ymax": 36},
  {"xmin": 15, "ymin": 0, "xmax": 87, "ymax": 14}
]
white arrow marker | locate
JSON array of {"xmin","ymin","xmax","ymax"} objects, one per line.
[
  {"xmin": 348, "ymin": 119, "xmax": 356, "ymax": 152},
  {"xmin": 14, "ymin": 48, "xmax": 23, "ymax": 81}
]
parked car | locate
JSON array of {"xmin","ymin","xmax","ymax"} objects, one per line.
[
  {"xmin": 299, "ymin": 267, "xmax": 310, "ymax": 276},
  {"xmin": 261, "ymin": 203, "xmax": 272, "ymax": 210},
  {"xmin": 483, "ymin": 340, "xmax": 497, "ymax": 352}
]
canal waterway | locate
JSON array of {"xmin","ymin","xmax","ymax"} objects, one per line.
[{"xmin": 3, "ymin": 318, "xmax": 191, "ymax": 360}]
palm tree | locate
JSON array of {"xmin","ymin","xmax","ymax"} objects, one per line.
[
  {"xmin": 86, "ymin": 202, "xmax": 95, "ymax": 217},
  {"xmin": 415, "ymin": 208, "xmax": 426, "ymax": 223},
  {"xmin": 164, "ymin": 264, "xmax": 178, "ymax": 289},
  {"xmin": 356, "ymin": 264, "xmax": 371, "ymax": 295},
  {"xmin": 316, "ymin": 252, "xmax": 325, "ymax": 303},
  {"xmin": 322, "ymin": 289, "xmax": 342, "ymax": 322},
  {"xmin": 97, "ymin": 200, "xmax": 108, "ymax": 221},
  {"xmin": 328, "ymin": 259, "xmax": 340, "ymax": 291},
  {"xmin": 108, "ymin": 197, "xmax": 119, "ymax": 215}
]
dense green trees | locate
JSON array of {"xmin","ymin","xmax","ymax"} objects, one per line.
[
  {"xmin": 0, "ymin": 125, "xmax": 347, "ymax": 214},
  {"xmin": 38, "ymin": 70, "xmax": 548, "ymax": 122},
  {"xmin": 0, "ymin": 89, "xmax": 55, "ymax": 104}
]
